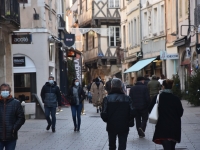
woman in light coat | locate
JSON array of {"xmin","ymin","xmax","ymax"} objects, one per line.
[{"xmin": 90, "ymin": 77, "xmax": 105, "ymax": 113}]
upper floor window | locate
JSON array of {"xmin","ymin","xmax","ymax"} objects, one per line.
[
  {"xmin": 109, "ymin": 26, "xmax": 120, "ymax": 46},
  {"xmin": 109, "ymin": 0, "xmax": 120, "ymax": 8}
]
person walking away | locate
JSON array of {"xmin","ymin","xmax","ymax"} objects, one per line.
[
  {"xmin": 0, "ymin": 83, "xmax": 25, "ymax": 150},
  {"xmin": 158, "ymin": 74, "xmax": 165, "ymax": 85},
  {"xmin": 144, "ymin": 74, "xmax": 150, "ymax": 86},
  {"xmin": 105, "ymin": 76, "xmax": 112, "ymax": 94},
  {"xmin": 147, "ymin": 75, "xmax": 160, "ymax": 101},
  {"xmin": 68, "ymin": 79, "xmax": 85, "ymax": 131},
  {"xmin": 81, "ymin": 85, "xmax": 88, "ymax": 115},
  {"xmin": 40, "ymin": 76, "xmax": 61, "ymax": 132},
  {"xmin": 129, "ymin": 77, "xmax": 150, "ymax": 138},
  {"xmin": 101, "ymin": 78, "xmax": 137, "ymax": 150},
  {"xmin": 149, "ymin": 79, "xmax": 183, "ymax": 150},
  {"xmin": 91, "ymin": 77, "xmax": 105, "ymax": 113}
]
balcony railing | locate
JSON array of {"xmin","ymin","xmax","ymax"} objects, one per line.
[
  {"xmin": 0, "ymin": 0, "xmax": 20, "ymax": 25},
  {"xmin": 58, "ymin": 15, "xmax": 66, "ymax": 29}
]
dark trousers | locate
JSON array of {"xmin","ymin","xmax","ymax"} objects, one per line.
[
  {"xmin": 0, "ymin": 140, "xmax": 17, "ymax": 150},
  {"xmin": 135, "ymin": 108, "xmax": 148, "ymax": 134},
  {"xmin": 161, "ymin": 140, "xmax": 176, "ymax": 150},
  {"xmin": 108, "ymin": 132, "xmax": 128, "ymax": 150},
  {"xmin": 44, "ymin": 106, "xmax": 56, "ymax": 129},
  {"xmin": 71, "ymin": 103, "xmax": 82, "ymax": 129}
]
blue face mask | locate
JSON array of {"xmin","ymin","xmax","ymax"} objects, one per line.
[
  {"xmin": 1, "ymin": 91, "xmax": 10, "ymax": 98},
  {"xmin": 49, "ymin": 80, "xmax": 54, "ymax": 84},
  {"xmin": 75, "ymin": 82, "xmax": 79, "ymax": 86}
]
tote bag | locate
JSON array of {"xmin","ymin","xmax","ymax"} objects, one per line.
[{"xmin": 149, "ymin": 94, "xmax": 160, "ymax": 124}]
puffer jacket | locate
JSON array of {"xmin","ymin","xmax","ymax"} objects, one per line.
[
  {"xmin": 0, "ymin": 98, "xmax": 25, "ymax": 141},
  {"xmin": 40, "ymin": 81, "xmax": 61, "ymax": 107},
  {"xmin": 129, "ymin": 82, "xmax": 150, "ymax": 110},
  {"xmin": 101, "ymin": 88, "xmax": 137, "ymax": 133}
]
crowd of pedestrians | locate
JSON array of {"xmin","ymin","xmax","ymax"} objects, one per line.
[{"xmin": 0, "ymin": 73, "xmax": 183, "ymax": 150}]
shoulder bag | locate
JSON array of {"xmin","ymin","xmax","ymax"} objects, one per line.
[{"xmin": 149, "ymin": 94, "xmax": 160, "ymax": 124}]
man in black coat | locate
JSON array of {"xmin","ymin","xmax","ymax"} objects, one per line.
[
  {"xmin": 41, "ymin": 76, "xmax": 61, "ymax": 132},
  {"xmin": 101, "ymin": 78, "xmax": 136, "ymax": 150},
  {"xmin": 0, "ymin": 83, "xmax": 25, "ymax": 149},
  {"xmin": 129, "ymin": 76, "xmax": 150, "ymax": 138},
  {"xmin": 105, "ymin": 76, "xmax": 112, "ymax": 94}
]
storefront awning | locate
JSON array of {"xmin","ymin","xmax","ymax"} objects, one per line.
[
  {"xmin": 124, "ymin": 58, "xmax": 156, "ymax": 73},
  {"xmin": 173, "ymin": 36, "xmax": 187, "ymax": 47}
]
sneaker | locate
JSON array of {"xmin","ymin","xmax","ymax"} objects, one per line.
[
  {"xmin": 81, "ymin": 112, "xmax": 86, "ymax": 115},
  {"xmin": 52, "ymin": 128, "xmax": 55, "ymax": 132},
  {"xmin": 138, "ymin": 128, "xmax": 145, "ymax": 138},
  {"xmin": 46, "ymin": 124, "xmax": 51, "ymax": 130},
  {"xmin": 60, "ymin": 109, "xmax": 63, "ymax": 112}
]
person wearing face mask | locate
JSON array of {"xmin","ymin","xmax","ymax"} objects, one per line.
[
  {"xmin": 68, "ymin": 78, "xmax": 85, "ymax": 132},
  {"xmin": 0, "ymin": 83, "xmax": 25, "ymax": 150},
  {"xmin": 40, "ymin": 76, "xmax": 61, "ymax": 133}
]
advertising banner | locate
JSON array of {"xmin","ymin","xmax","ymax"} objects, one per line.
[{"xmin": 74, "ymin": 53, "xmax": 82, "ymax": 85}]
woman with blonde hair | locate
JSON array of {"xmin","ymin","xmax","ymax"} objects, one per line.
[{"xmin": 149, "ymin": 79, "xmax": 184, "ymax": 150}]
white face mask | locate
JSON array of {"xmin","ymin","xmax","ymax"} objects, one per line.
[
  {"xmin": 1, "ymin": 91, "xmax": 10, "ymax": 98},
  {"xmin": 75, "ymin": 82, "xmax": 79, "ymax": 86},
  {"xmin": 49, "ymin": 80, "xmax": 54, "ymax": 84}
]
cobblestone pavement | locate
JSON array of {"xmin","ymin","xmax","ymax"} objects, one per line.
[{"xmin": 16, "ymin": 100, "xmax": 200, "ymax": 150}]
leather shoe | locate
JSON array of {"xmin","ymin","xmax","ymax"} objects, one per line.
[{"xmin": 46, "ymin": 124, "xmax": 51, "ymax": 130}]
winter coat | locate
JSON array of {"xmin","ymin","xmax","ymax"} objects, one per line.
[
  {"xmin": 101, "ymin": 88, "xmax": 137, "ymax": 133},
  {"xmin": 40, "ymin": 81, "xmax": 61, "ymax": 107},
  {"xmin": 149, "ymin": 92, "xmax": 184, "ymax": 144},
  {"xmin": 0, "ymin": 98, "xmax": 25, "ymax": 141},
  {"xmin": 147, "ymin": 79, "xmax": 161, "ymax": 97},
  {"xmin": 129, "ymin": 82, "xmax": 150, "ymax": 110},
  {"xmin": 68, "ymin": 86, "xmax": 85, "ymax": 105},
  {"xmin": 90, "ymin": 82, "xmax": 105, "ymax": 106}
]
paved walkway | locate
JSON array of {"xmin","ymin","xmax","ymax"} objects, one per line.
[{"xmin": 16, "ymin": 100, "xmax": 200, "ymax": 150}]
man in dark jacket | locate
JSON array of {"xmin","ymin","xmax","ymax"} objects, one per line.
[
  {"xmin": 101, "ymin": 78, "xmax": 136, "ymax": 150},
  {"xmin": 41, "ymin": 76, "xmax": 61, "ymax": 132},
  {"xmin": 129, "ymin": 77, "xmax": 150, "ymax": 138},
  {"xmin": 0, "ymin": 83, "xmax": 25, "ymax": 149}
]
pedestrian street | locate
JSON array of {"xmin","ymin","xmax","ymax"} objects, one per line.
[{"xmin": 16, "ymin": 100, "xmax": 200, "ymax": 150}]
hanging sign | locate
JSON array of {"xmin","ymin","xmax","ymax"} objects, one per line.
[
  {"xmin": 74, "ymin": 54, "xmax": 82, "ymax": 85},
  {"xmin": 12, "ymin": 35, "xmax": 32, "ymax": 44},
  {"xmin": 64, "ymin": 34, "xmax": 75, "ymax": 47},
  {"xmin": 13, "ymin": 57, "xmax": 25, "ymax": 67},
  {"xmin": 196, "ymin": 44, "xmax": 200, "ymax": 54}
]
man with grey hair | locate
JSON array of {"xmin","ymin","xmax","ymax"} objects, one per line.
[{"xmin": 101, "ymin": 78, "xmax": 136, "ymax": 150}]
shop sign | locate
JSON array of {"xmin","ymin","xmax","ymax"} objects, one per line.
[
  {"xmin": 64, "ymin": 34, "xmax": 75, "ymax": 47},
  {"xmin": 12, "ymin": 35, "xmax": 32, "ymax": 44},
  {"xmin": 13, "ymin": 57, "xmax": 25, "ymax": 67},
  {"xmin": 196, "ymin": 44, "xmax": 200, "ymax": 54},
  {"xmin": 160, "ymin": 51, "xmax": 179, "ymax": 60}
]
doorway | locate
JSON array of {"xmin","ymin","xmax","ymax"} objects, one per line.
[{"xmin": 14, "ymin": 73, "xmax": 36, "ymax": 103}]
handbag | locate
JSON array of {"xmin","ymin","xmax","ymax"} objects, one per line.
[{"xmin": 149, "ymin": 94, "xmax": 160, "ymax": 124}]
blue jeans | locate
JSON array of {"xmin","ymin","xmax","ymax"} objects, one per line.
[
  {"xmin": 44, "ymin": 107, "xmax": 56, "ymax": 129},
  {"xmin": 0, "ymin": 140, "xmax": 17, "ymax": 150},
  {"xmin": 71, "ymin": 103, "xmax": 82, "ymax": 129}
]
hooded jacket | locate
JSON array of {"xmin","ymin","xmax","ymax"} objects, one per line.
[
  {"xmin": 40, "ymin": 81, "xmax": 61, "ymax": 107},
  {"xmin": 0, "ymin": 97, "xmax": 25, "ymax": 141}
]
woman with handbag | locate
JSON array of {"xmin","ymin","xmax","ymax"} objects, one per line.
[
  {"xmin": 90, "ymin": 77, "xmax": 105, "ymax": 113},
  {"xmin": 149, "ymin": 79, "xmax": 184, "ymax": 150},
  {"xmin": 68, "ymin": 78, "xmax": 85, "ymax": 132}
]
